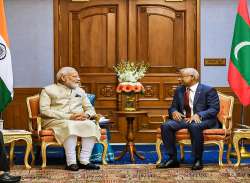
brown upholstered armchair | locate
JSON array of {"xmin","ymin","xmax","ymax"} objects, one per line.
[
  {"xmin": 155, "ymin": 92, "xmax": 234, "ymax": 166},
  {"xmin": 26, "ymin": 94, "xmax": 108, "ymax": 168}
]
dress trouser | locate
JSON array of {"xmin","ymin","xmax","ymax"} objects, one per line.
[
  {"xmin": 0, "ymin": 131, "xmax": 9, "ymax": 172},
  {"xmin": 161, "ymin": 119, "xmax": 216, "ymax": 160},
  {"xmin": 63, "ymin": 135, "xmax": 96, "ymax": 166}
]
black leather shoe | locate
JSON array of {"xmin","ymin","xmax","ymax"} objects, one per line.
[
  {"xmin": 191, "ymin": 160, "xmax": 203, "ymax": 170},
  {"xmin": 156, "ymin": 159, "xmax": 180, "ymax": 169},
  {"xmin": 65, "ymin": 164, "xmax": 79, "ymax": 171},
  {"xmin": 0, "ymin": 172, "xmax": 21, "ymax": 183},
  {"xmin": 79, "ymin": 163, "xmax": 100, "ymax": 170}
]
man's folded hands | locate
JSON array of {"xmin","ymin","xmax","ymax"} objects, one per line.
[
  {"xmin": 172, "ymin": 111, "xmax": 201, "ymax": 123},
  {"xmin": 70, "ymin": 112, "xmax": 89, "ymax": 121}
]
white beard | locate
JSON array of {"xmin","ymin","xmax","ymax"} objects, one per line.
[{"xmin": 65, "ymin": 81, "xmax": 80, "ymax": 89}]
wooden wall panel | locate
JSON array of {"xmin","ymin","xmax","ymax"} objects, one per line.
[{"xmin": 2, "ymin": 88, "xmax": 41, "ymax": 130}]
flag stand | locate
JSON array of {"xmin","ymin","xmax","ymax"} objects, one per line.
[
  {"xmin": 0, "ymin": 112, "xmax": 3, "ymax": 130},
  {"xmin": 230, "ymin": 105, "xmax": 250, "ymax": 158}
]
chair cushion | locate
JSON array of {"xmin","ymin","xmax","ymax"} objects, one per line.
[
  {"xmin": 32, "ymin": 128, "xmax": 107, "ymax": 136},
  {"xmin": 156, "ymin": 127, "xmax": 230, "ymax": 140},
  {"xmin": 175, "ymin": 134, "xmax": 228, "ymax": 141},
  {"xmin": 40, "ymin": 134, "xmax": 107, "ymax": 142},
  {"xmin": 86, "ymin": 93, "xmax": 96, "ymax": 106},
  {"xmin": 176, "ymin": 128, "xmax": 230, "ymax": 135}
]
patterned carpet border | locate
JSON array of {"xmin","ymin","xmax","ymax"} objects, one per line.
[{"xmin": 8, "ymin": 164, "xmax": 250, "ymax": 183}]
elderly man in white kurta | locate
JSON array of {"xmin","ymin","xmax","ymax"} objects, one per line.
[{"xmin": 39, "ymin": 67, "xmax": 101, "ymax": 171}]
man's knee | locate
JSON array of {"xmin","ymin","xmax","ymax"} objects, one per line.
[
  {"xmin": 188, "ymin": 123, "xmax": 202, "ymax": 132},
  {"xmin": 161, "ymin": 120, "xmax": 179, "ymax": 132},
  {"xmin": 161, "ymin": 121, "xmax": 171, "ymax": 132}
]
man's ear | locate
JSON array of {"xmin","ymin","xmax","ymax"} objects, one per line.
[{"xmin": 61, "ymin": 75, "xmax": 66, "ymax": 82}]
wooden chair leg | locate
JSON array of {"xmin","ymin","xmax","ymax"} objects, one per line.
[
  {"xmin": 156, "ymin": 138, "xmax": 162, "ymax": 165},
  {"xmin": 41, "ymin": 141, "xmax": 47, "ymax": 169},
  {"xmin": 30, "ymin": 145, "xmax": 35, "ymax": 166},
  {"xmin": 227, "ymin": 142, "xmax": 232, "ymax": 165},
  {"xmin": 180, "ymin": 143, "xmax": 185, "ymax": 162},
  {"xmin": 218, "ymin": 141, "xmax": 224, "ymax": 166},
  {"xmin": 9, "ymin": 141, "xmax": 15, "ymax": 167},
  {"xmin": 76, "ymin": 143, "xmax": 81, "ymax": 161},
  {"xmin": 100, "ymin": 140, "xmax": 108, "ymax": 165}
]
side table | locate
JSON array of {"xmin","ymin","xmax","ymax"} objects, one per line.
[
  {"xmin": 228, "ymin": 129, "xmax": 250, "ymax": 167},
  {"xmin": 2, "ymin": 129, "xmax": 34, "ymax": 169},
  {"xmin": 113, "ymin": 111, "xmax": 148, "ymax": 162}
]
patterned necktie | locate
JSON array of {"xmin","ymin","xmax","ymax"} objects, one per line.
[{"xmin": 184, "ymin": 87, "xmax": 191, "ymax": 118}]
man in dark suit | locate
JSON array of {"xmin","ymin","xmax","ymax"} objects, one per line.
[
  {"xmin": 0, "ymin": 131, "xmax": 21, "ymax": 182},
  {"xmin": 157, "ymin": 68, "xmax": 220, "ymax": 170}
]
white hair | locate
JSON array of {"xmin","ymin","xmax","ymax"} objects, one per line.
[
  {"xmin": 56, "ymin": 67, "xmax": 78, "ymax": 82},
  {"xmin": 179, "ymin": 68, "xmax": 199, "ymax": 81}
]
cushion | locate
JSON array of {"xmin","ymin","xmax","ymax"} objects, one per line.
[
  {"xmin": 156, "ymin": 127, "xmax": 230, "ymax": 140},
  {"xmin": 217, "ymin": 96, "xmax": 231, "ymax": 124},
  {"xmin": 40, "ymin": 134, "xmax": 107, "ymax": 142},
  {"xmin": 86, "ymin": 93, "xmax": 96, "ymax": 106},
  {"xmin": 32, "ymin": 129, "xmax": 107, "ymax": 137}
]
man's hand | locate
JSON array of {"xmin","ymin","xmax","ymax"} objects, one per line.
[
  {"xmin": 172, "ymin": 111, "xmax": 185, "ymax": 121},
  {"xmin": 70, "ymin": 112, "xmax": 89, "ymax": 121},
  {"xmin": 185, "ymin": 114, "xmax": 201, "ymax": 123}
]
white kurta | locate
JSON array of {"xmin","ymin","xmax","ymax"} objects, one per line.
[{"xmin": 39, "ymin": 83, "xmax": 101, "ymax": 145}]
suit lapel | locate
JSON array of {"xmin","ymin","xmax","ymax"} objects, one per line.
[
  {"xmin": 193, "ymin": 84, "xmax": 202, "ymax": 106},
  {"xmin": 180, "ymin": 86, "xmax": 186, "ymax": 111}
]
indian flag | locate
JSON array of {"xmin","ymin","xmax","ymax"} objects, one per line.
[
  {"xmin": 0, "ymin": 0, "xmax": 13, "ymax": 112},
  {"xmin": 228, "ymin": 0, "xmax": 250, "ymax": 106}
]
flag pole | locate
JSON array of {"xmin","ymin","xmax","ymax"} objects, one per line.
[
  {"xmin": 238, "ymin": 105, "xmax": 250, "ymax": 158},
  {"xmin": 0, "ymin": 112, "xmax": 3, "ymax": 130}
]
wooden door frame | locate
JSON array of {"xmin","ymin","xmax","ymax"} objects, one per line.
[
  {"xmin": 53, "ymin": 0, "xmax": 60, "ymax": 82},
  {"xmin": 53, "ymin": 0, "xmax": 201, "ymax": 79}
]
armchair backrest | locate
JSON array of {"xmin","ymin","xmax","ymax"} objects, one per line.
[
  {"xmin": 26, "ymin": 94, "xmax": 40, "ymax": 131},
  {"xmin": 26, "ymin": 94, "xmax": 40, "ymax": 120},
  {"xmin": 217, "ymin": 92, "xmax": 234, "ymax": 130}
]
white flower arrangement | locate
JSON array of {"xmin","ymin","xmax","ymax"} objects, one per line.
[{"xmin": 113, "ymin": 61, "xmax": 149, "ymax": 83}]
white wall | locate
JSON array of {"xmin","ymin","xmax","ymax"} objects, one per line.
[
  {"xmin": 5, "ymin": 0, "xmax": 54, "ymax": 87},
  {"xmin": 200, "ymin": 0, "xmax": 250, "ymax": 87},
  {"xmin": 4, "ymin": 0, "xmax": 247, "ymax": 87}
]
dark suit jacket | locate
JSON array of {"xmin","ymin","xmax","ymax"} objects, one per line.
[{"xmin": 168, "ymin": 83, "xmax": 220, "ymax": 128}]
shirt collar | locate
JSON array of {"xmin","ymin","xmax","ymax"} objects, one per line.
[{"xmin": 189, "ymin": 82, "xmax": 199, "ymax": 92}]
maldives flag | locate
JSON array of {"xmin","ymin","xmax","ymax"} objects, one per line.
[
  {"xmin": 228, "ymin": 0, "xmax": 250, "ymax": 106},
  {"xmin": 0, "ymin": 0, "xmax": 13, "ymax": 112}
]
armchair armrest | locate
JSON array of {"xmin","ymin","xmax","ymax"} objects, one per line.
[
  {"xmin": 28, "ymin": 116, "xmax": 42, "ymax": 138},
  {"xmin": 161, "ymin": 115, "xmax": 168, "ymax": 122},
  {"xmin": 220, "ymin": 115, "xmax": 232, "ymax": 136}
]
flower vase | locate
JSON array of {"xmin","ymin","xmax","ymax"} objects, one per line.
[{"xmin": 124, "ymin": 93, "xmax": 136, "ymax": 111}]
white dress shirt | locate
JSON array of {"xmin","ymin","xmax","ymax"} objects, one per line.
[{"xmin": 188, "ymin": 82, "xmax": 199, "ymax": 116}]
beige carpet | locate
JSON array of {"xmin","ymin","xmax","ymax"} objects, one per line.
[{"xmin": 9, "ymin": 164, "xmax": 250, "ymax": 183}]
